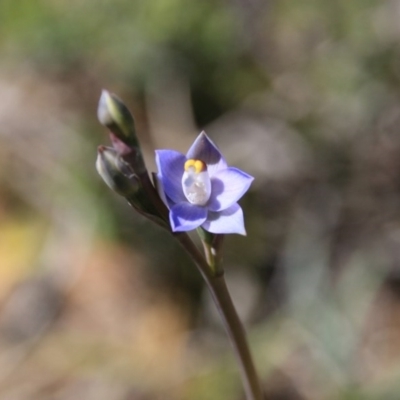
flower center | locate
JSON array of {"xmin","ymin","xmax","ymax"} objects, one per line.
[{"xmin": 182, "ymin": 159, "xmax": 211, "ymax": 206}]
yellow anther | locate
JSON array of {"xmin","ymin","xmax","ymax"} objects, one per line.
[
  {"xmin": 184, "ymin": 159, "xmax": 207, "ymax": 173},
  {"xmin": 184, "ymin": 159, "xmax": 196, "ymax": 170}
]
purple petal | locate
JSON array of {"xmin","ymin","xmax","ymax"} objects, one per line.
[
  {"xmin": 170, "ymin": 202, "xmax": 207, "ymax": 232},
  {"xmin": 207, "ymin": 167, "xmax": 254, "ymax": 212},
  {"xmin": 154, "ymin": 174, "xmax": 175, "ymax": 208},
  {"xmin": 186, "ymin": 132, "xmax": 227, "ymax": 177},
  {"xmin": 202, "ymin": 203, "xmax": 246, "ymax": 235},
  {"xmin": 155, "ymin": 150, "xmax": 186, "ymax": 204}
]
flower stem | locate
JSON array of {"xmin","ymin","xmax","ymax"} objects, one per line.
[
  {"xmin": 209, "ymin": 275, "xmax": 263, "ymax": 400},
  {"xmin": 175, "ymin": 233, "xmax": 263, "ymax": 400},
  {"xmin": 197, "ymin": 228, "xmax": 225, "ymax": 276}
]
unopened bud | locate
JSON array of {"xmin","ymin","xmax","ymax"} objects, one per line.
[
  {"xmin": 96, "ymin": 146, "xmax": 140, "ymax": 197},
  {"xmin": 96, "ymin": 146, "xmax": 167, "ymax": 227},
  {"xmin": 97, "ymin": 90, "xmax": 138, "ymax": 148}
]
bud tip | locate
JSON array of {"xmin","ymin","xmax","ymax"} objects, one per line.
[{"xmin": 97, "ymin": 90, "xmax": 113, "ymax": 125}]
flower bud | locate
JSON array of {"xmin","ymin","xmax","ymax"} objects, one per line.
[
  {"xmin": 97, "ymin": 90, "xmax": 138, "ymax": 148},
  {"xmin": 96, "ymin": 146, "xmax": 168, "ymax": 228},
  {"xmin": 96, "ymin": 146, "xmax": 140, "ymax": 197}
]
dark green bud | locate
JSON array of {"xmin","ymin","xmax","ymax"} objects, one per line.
[
  {"xmin": 96, "ymin": 146, "xmax": 140, "ymax": 197},
  {"xmin": 96, "ymin": 146, "xmax": 168, "ymax": 229},
  {"xmin": 97, "ymin": 90, "xmax": 138, "ymax": 148}
]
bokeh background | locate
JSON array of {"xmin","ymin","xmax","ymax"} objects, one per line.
[{"xmin": 1, "ymin": 0, "xmax": 400, "ymax": 399}]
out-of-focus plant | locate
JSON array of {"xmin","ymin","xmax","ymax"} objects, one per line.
[{"xmin": 96, "ymin": 90, "xmax": 262, "ymax": 400}]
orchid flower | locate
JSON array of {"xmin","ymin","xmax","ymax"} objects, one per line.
[{"xmin": 156, "ymin": 132, "xmax": 253, "ymax": 235}]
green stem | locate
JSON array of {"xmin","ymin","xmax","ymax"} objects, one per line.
[
  {"xmin": 198, "ymin": 228, "xmax": 225, "ymax": 276},
  {"xmin": 175, "ymin": 233, "xmax": 263, "ymax": 400},
  {"xmin": 209, "ymin": 275, "xmax": 263, "ymax": 400}
]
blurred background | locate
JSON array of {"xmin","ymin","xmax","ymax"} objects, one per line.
[{"xmin": 1, "ymin": 0, "xmax": 400, "ymax": 399}]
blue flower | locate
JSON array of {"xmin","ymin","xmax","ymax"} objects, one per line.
[{"xmin": 155, "ymin": 132, "xmax": 254, "ymax": 235}]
